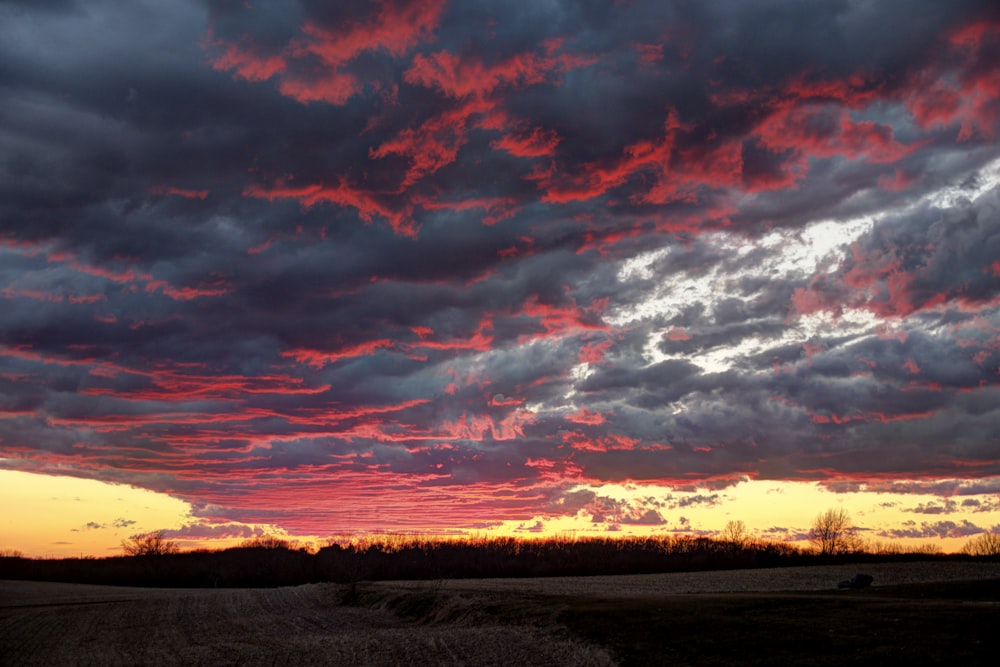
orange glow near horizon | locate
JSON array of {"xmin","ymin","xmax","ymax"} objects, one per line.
[{"xmin": 2, "ymin": 469, "xmax": 997, "ymax": 558}]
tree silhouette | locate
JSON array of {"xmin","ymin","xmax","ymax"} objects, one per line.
[
  {"xmin": 719, "ymin": 520, "xmax": 750, "ymax": 552},
  {"xmin": 808, "ymin": 508, "xmax": 857, "ymax": 556},
  {"xmin": 122, "ymin": 531, "xmax": 179, "ymax": 556},
  {"xmin": 962, "ymin": 531, "xmax": 1000, "ymax": 556},
  {"xmin": 239, "ymin": 535, "xmax": 292, "ymax": 550}
]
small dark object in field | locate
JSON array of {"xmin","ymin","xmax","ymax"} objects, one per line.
[{"xmin": 838, "ymin": 573, "xmax": 874, "ymax": 589}]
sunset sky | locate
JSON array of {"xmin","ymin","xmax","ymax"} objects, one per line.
[{"xmin": 2, "ymin": 0, "xmax": 1000, "ymax": 558}]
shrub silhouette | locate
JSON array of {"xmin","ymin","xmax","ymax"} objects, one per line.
[{"xmin": 121, "ymin": 531, "xmax": 180, "ymax": 556}]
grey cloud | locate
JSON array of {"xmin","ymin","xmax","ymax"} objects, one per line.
[
  {"xmin": 621, "ymin": 509, "xmax": 667, "ymax": 526},
  {"xmin": 878, "ymin": 519, "xmax": 985, "ymax": 540},
  {"xmin": 1, "ymin": 0, "xmax": 999, "ymax": 538},
  {"xmin": 904, "ymin": 500, "xmax": 960, "ymax": 515}
]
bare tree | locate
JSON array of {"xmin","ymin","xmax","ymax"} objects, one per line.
[
  {"xmin": 122, "ymin": 531, "xmax": 179, "ymax": 556},
  {"xmin": 719, "ymin": 520, "xmax": 750, "ymax": 551},
  {"xmin": 962, "ymin": 531, "xmax": 1000, "ymax": 556},
  {"xmin": 809, "ymin": 508, "xmax": 858, "ymax": 556}
]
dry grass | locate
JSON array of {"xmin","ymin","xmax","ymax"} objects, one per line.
[
  {"xmin": 0, "ymin": 580, "xmax": 612, "ymax": 666},
  {"xmin": 4, "ymin": 562, "xmax": 1000, "ymax": 665},
  {"xmin": 379, "ymin": 560, "xmax": 1000, "ymax": 596}
]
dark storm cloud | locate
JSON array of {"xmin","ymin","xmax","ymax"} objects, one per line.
[{"xmin": 1, "ymin": 0, "xmax": 999, "ymax": 534}]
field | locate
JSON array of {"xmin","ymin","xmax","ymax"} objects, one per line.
[{"xmin": 3, "ymin": 562, "xmax": 1000, "ymax": 665}]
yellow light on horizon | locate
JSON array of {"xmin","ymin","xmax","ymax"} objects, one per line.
[
  {"xmin": 0, "ymin": 469, "xmax": 192, "ymax": 558},
  {"xmin": 2, "ymin": 468, "xmax": 996, "ymax": 557}
]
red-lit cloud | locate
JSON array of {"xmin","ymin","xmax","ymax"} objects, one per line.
[
  {"xmin": 209, "ymin": 0, "xmax": 448, "ymax": 105},
  {"xmin": 1, "ymin": 0, "xmax": 999, "ymax": 545}
]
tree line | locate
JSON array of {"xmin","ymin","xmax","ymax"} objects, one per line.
[{"xmin": 2, "ymin": 513, "xmax": 997, "ymax": 588}]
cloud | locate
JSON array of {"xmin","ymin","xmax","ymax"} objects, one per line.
[
  {"xmin": 904, "ymin": 500, "xmax": 960, "ymax": 515},
  {"xmin": 207, "ymin": 0, "xmax": 449, "ymax": 105},
  {"xmin": 0, "ymin": 0, "xmax": 998, "ymax": 540},
  {"xmin": 516, "ymin": 520, "xmax": 545, "ymax": 533},
  {"xmin": 826, "ymin": 477, "xmax": 1000, "ymax": 496},
  {"xmin": 672, "ymin": 494, "xmax": 722, "ymax": 509},
  {"xmin": 160, "ymin": 523, "xmax": 273, "ymax": 540},
  {"xmin": 878, "ymin": 520, "xmax": 986, "ymax": 540},
  {"xmin": 621, "ymin": 509, "xmax": 667, "ymax": 526}
]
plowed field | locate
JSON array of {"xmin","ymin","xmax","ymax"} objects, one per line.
[
  {"xmin": 3, "ymin": 562, "xmax": 1000, "ymax": 666},
  {"xmin": 0, "ymin": 581, "xmax": 610, "ymax": 666}
]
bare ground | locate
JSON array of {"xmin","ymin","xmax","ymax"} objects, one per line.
[{"xmin": 3, "ymin": 562, "xmax": 1000, "ymax": 666}]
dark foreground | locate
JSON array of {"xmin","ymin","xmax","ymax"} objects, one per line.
[
  {"xmin": 2, "ymin": 574, "xmax": 998, "ymax": 665},
  {"xmin": 561, "ymin": 578, "xmax": 1000, "ymax": 666}
]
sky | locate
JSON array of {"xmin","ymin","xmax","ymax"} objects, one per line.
[{"xmin": 1, "ymin": 0, "xmax": 999, "ymax": 558}]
